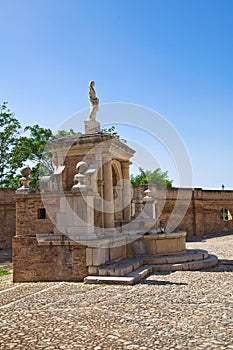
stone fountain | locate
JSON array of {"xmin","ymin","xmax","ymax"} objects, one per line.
[{"xmin": 13, "ymin": 82, "xmax": 218, "ymax": 284}]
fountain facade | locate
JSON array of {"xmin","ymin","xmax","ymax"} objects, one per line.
[{"xmin": 12, "ymin": 82, "xmax": 218, "ymax": 284}]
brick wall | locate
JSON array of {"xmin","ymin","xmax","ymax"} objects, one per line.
[
  {"xmin": 13, "ymin": 192, "xmax": 88, "ymax": 282},
  {"xmin": 201, "ymin": 190, "xmax": 233, "ymax": 234},
  {"xmin": 133, "ymin": 186, "xmax": 233, "ymax": 236},
  {"xmin": 1, "ymin": 185, "xmax": 233, "ymax": 252},
  {"xmin": 15, "ymin": 193, "xmax": 58, "ymax": 237},
  {"xmin": 13, "ymin": 237, "xmax": 87, "ymax": 282},
  {"xmin": 0, "ymin": 189, "xmax": 16, "ymax": 248}
]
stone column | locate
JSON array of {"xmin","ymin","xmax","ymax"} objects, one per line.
[
  {"xmin": 96, "ymin": 153, "xmax": 104, "ymax": 228},
  {"xmin": 121, "ymin": 161, "xmax": 131, "ymax": 221},
  {"xmin": 115, "ymin": 184, "xmax": 123, "ymax": 220},
  {"xmin": 103, "ymin": 157, "xmax": 115, "ymax": 228}
]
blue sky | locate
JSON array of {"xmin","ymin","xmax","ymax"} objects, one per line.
[{"xmin": 0, "ymin": 0, "xmax": 233, "ymax": 189}]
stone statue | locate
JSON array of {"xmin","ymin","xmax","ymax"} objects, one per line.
[{"xmin": 88, "ymin": 81, "xmax": 99, "ymax": 121}]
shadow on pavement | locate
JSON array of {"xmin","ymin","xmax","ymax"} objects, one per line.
[
  {"xmin": 186, "ymin": 232, "xmax": 233, "ymax": 242},
  {"xmin": 139, "ymin": 280, "xmax": 188, "ymax": 286}
]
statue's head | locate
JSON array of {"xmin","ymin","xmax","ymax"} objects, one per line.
[{"xmin": 89, "ymin": 80, "xmax": 95, "ymax": 88}]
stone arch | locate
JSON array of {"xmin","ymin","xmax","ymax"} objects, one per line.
[{"xmin": 111, "ymin": 160, "xmax": 123, "ymax": 184}]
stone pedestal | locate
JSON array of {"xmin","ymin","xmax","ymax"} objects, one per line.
[
  {"xmin": 84, "ymin": 120, "xmax": 101, "ymax": 134},
  {"xmin": 56, "ymin": 194, "xmax": 97, "ymax": 241},
  {"xmin": 143, "ymin": 188, "xmax": 157, "ymax": 220}
]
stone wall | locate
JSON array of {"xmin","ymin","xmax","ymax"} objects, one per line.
[{"xmin": 0, "ymin": 189, "xmax": 16, "ymax": 249}]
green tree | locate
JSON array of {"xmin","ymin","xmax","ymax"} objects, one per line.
[
  {"xmin": 130, "ymin": 167, "xmax": 173, "ymax": 187},
  {"xmin": 0, "ymin": 102, "xmax": 82, "ymax": 188},
  {"xmin": 53, "ymin": 129, "xmax": 78, "ymax": 139},
  {"xmin": 0, "ymin": 102, "xmax": 21, "ymax": 187},
  {"xmin": 11, "ymin": 127, "xmax": 82, "ymax": 188},
  {"xmin": 20, "ymin": 128, "xmax": 81, "ymax": 187},
  {"xmin": 11, "ymin": 125, "xmax": 54, "ymax": 187}
]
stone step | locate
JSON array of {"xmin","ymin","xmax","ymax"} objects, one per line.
[
  {"xmin": 98, "ymin": 257, "xmax": 143, "ymax": 277},
  {"xmin": 84, "ymin": 275, "xmax": 135, "ymax": 285},
  {"xmin": 152, "ymin": 254, "xmax": 218, "ymax": 272},
  {"xmin": 85, "ymin": 252, "xmax": 219, "ymax": 285},
  {"xmin": 95, "ymin": 249, "xmax": 211, "ymax": 277},
  {"xmin": 143, "ymin": 249, "xmax": 209, "ymax": 265},
  {"xmin": 126, "ymin": 265, "xmax": 153, "ymax": 283},
  {"xmin": 84, "ymin": 265, "xmax": 153, "ymax": 285}
]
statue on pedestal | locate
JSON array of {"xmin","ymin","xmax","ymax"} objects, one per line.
[{"xmin": 88, "ymin": 81, "xmax": 99, "ymax": 121}]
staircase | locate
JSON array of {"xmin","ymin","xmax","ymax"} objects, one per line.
[{"xmin": 84, "ymin": 249, "xmax": 218, "ymax": 285}]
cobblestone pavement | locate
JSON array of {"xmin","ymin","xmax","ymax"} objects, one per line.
[{"xmin": 0, "ymin": 233, "xmax": 232, "ymax": 350}]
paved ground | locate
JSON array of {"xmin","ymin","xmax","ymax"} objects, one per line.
[{"xmin": 0, "ymin": 233, "xmax": 232, "ymax": 350}]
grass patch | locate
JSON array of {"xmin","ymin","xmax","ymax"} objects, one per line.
[{"xmin": 0, "ymin": 269, "xmax": 12, "ymax": 276}]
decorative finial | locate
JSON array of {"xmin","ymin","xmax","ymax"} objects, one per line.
[
  {"xmin": 71, "ymin": 161, "xmax": 89, "ymax": 192},
  {"xmin": 16, "ymin": 166, "xmax": 34, "ymax": 193}
]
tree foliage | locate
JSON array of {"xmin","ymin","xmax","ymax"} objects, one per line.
[
  {"xmin": 101, "ymin": 126, "xmax": 127, "ymax": 143},
  {"xmin": 53, "ymin": 129, "xmax": 79, "ymax": 139},
  {"xmin": 130, "ymin": 167, "xmax": 173, "ymax": 187},
  {"xmin": 0, "ymin": 102, "xmax": 83, "ymax": 188},
  {"xmin": 0, "ymin": 102, "xmax": 55, "ymax": 188},
  {"xmin": 0, "ymin": 102, "xmax": 21, "ymax": 187},
  {"xmin": 11, "ymin": 125, "xmax": 54, "ymax": 187}
]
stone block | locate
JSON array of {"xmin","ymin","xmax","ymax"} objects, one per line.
[
  {"xmin": 98, "ymin": 268, "xmax": 109, "ymax": 276},
  {"xmin": 84, "ymin": 276, "xmax": 135, "ymax": 285},
  {"xmin": 59, "ymin": 197, "xmax": 68, "ymax": 213},
  {"xmin": 84, "ymin": 120, "xmax": 101, "ymax": 134},
  {"xmin": 133, "ymin": 260, "xmax": 142, "ymax": 270},
  {"xmin": 153, "ymin": 264, "xmax": 172, "ymax": 272},
  {"xmin": 170, "ymin": 263, "xmax": 184, "ymax": 271},
  {"xmin": 177, "ymin": 236, "xmax": 186, "ymax": 251},
  {"xmin": 109, "ymin": 245, "xmax": 126, "ymax": 262},
  {"xmin": 137, "ymin": 240, "xmax": 146, "ymax": 254},
  {"xmin": 86, "ymin": 248, "xmax": 93, "ymax": 266},
  {"xmin": 130, "ymin": 240, "xmax": 139, "ymax": 254},
  {"xmin": 56, "ymin": 213, "xmax": 70, "ymax": 227},
  {"xmin": 156, "ymin": 237, "xmax": 178, "ymax": 254},
  {"xmin": 88, "ymin": 266, "xmax": 99, "ymax": 275},
  {"xmin": 92, "ymin": 247, "xmax": 108, "ymax": 266},
  {"xmin": 143, "ymin": 239, "xmax": 157, "ymax": 255}
]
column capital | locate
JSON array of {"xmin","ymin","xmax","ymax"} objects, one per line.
[{"xmin": 121, "ymin": 160, "xmax": 131, "ymax": 168}]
